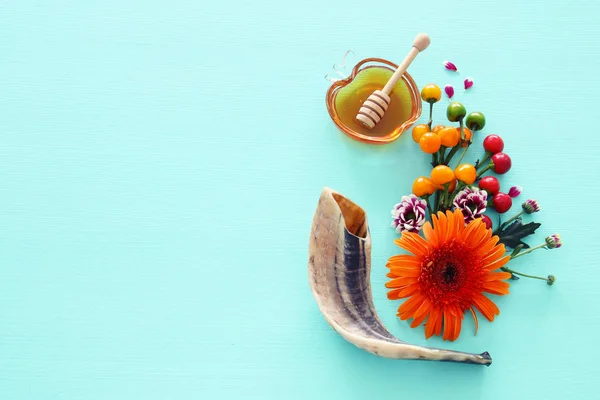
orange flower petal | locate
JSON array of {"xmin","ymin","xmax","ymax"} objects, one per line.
[
  {"xmin": 485, "ymin": 271, "xmax": 512, "ymax": 282},
  {"xmin": 445, "ymin": 211, "xmax": 455, "ymax": 243},
  {"xmin": 468, "ymin": 307, "xmax": 479, "ymax": 335},
  {"xmin": 447, "ymin": 304, "xmax": 460, "ymax": 317},
  {"xmin": 477, "ymin": 235, "xmax": 501, "ymax": 258},
  {"xmin": 398, "ymin": 293, "xmax": 425, "ymax": 319},
  {"xmin": 425, "ymin": 307, "xmax": 440, "ymax": 338},
  {"xmin": 452, "ymin": 209, "xmax": 465, "ymax": 235},
  {"xmin": 435, "ymin": 212, "xmax": 448, "ymax": 243},
  {"xmin": 422, "ymin": 221, "xmax": 438, "ymax": 247},
  {"xmin": 394, "ymin": 284, "xmax": 420, "ymax": 299},
  {"xmin": 387, "ymin": 288, "xmax": 402, "ymax": 299},
  {"xmin": 473, "ymin": 294, "xmax": 500, "ymax": 321},
  {"xmin": 386, "ymin": 254, "xmax": 421, "ymax": 267},
  {"xmin": 386, "ymin": 275, "xmax": 418, "ymax": 287},
  {"xmin": 483, "ymin": 280, "xmax": 510, "ymax": 296},
  {"xmin": 446, "ymin": 210, "xmax": 462, "ymax": 239},
  {"xmin": 479, "ymin": 241, "xmax": 504, "ymax": 263},
  {"xmin": 469, "ymin": 225, "xmax": 490, "ymax": 249},
  {"xmin": 388, "ymin": 267, "xmax": 420, "ymax": 278},
  {"xmin": 399, "ymin": 232, "xmax": 430, "ymax": 256},
  {"xmin": 410, "ymin": 309, "xmax": 429, "ymax": 328},
  {"xmin": 430, "ymin": 212, "xmax": 439, "ymax": 232},
  {"xmin": 453, "ymin": 314, "xmax": 462, "ymax": 340},
  {"xmin": 483, "ymin": 255, "xmax": 510, "ymax": 271},
  {"xmin": 389, "ymin": 275, "xmax": 419, "ymax": 285},
  {"xmin": 460, "ymin": 219, "xmax": 480, "ymax": 243},
  {"xmin": 410, "ymin": 300, "xmax": 431, "ymax": 327},
  {"xmin": 443, "ymin": 309, "xmax": 454, "ymax": 341},
  {"xmin": 393, "ymin": 241, "xmax": 418, "ymax": 256},
  {"xmin": 434, "ymin": 309, "xmax": 443, "ymax": 337}
]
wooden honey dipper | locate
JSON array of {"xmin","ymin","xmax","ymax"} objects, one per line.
[{"xmin": 356, "ymin": 33, "xmax": 431, "ymax": 129}]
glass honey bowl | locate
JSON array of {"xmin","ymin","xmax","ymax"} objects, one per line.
[{"xmin": 326, "ymin": 57, "xmax": 422, "ymax": 144}]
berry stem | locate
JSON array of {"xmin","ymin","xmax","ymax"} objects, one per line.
[
  {"xmin": 434, "ymin": 190, "xmax": 440, "ymax": 214},
  {"xmin": 426, "ymin": 198, "xmax": 434, "ymax": 216},
  {"xmin": 439, "ymin": 147, "xmax": 447, "ymax": 165},
  {"xmin": 427, "ymin": 103, "xmax": 433, "ymax": 130},
  {"xmin": 476, "ymin": 163, "xmax": 492, "ymax": 179},
  {"xmin": 477, "ymin": 152, "xmax": 492, "ymax": 170},
  {"xmin": 440, "ymin": 183, "xmax": 451, "ymax": 210},
  {"xmin": 447, "ymin": 182, "xmax": 466, "ymax": 207},
  {"xmin": 443, "ymin": 145, "xmax": 460, "ymax": 165},
  {"xmin": 455, "ymin": 144, "xmax": 469, "ymax": 167},
  {"xmin": 500, "ymin": 266, "xmax": 550, "ymax": 282}
]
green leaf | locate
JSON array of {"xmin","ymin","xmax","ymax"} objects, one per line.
[
  {"xmin": 496, "ymin": 218, "xmax": 541, "ymax": 249},
  {"xmin": 510, "ymin": 244, "xmax": 524, "ymax": 257}
]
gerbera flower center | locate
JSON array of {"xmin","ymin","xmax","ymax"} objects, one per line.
[
  {"xmin": 432, "ymin": 258, "xmax": 465, "ymax": 291},
  {"xmin": 441, "ymin": 263, "xmax": 459, "ymax": 285},
  {"xmin": 420, "ymin": 239, "xmax": 481, "ymax": 306}
]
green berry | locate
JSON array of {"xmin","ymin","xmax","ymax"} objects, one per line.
[
  {"xmin": 446, "ymin": 102, "xmax": 466, "ymax": 122},
  {"xmin": 466, "ymin": 112, "xmax": 486, "ymax": 131}
]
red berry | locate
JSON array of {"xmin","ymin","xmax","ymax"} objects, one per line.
[
  {"xmin": 480, "ymin": 215, "xmax": 493, "ymax": 230},
  {"xmin": 483, "ymin": 134, "xmax": 504, "ymax": 154},
  {"xmin": 493, "ymin": 192, "xmax": 512, "ymax": 213},
  {"xmin": 478, "ymin": 176, "xmax": 500, "ymax": 195},
  {"xmin": 491, "ymin": 152, "xmax": 512, "ymax": 174}
]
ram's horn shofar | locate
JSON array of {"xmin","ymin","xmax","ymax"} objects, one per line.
[{"xmin": 308, "ymin": 187, "xmax": 492, "ymax": 366}]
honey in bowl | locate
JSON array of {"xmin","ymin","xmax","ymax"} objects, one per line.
[
  {"xmin": 335, "ymin": 67, "xmax": 413, "ymax": 137},
  {"xmin": 326, "ymin": 58, "xmax": 422, "ymax": 144}
]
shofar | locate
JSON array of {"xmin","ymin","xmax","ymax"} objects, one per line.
[{"xmin": 308, "ymin": 187, "xmax": 492, "ymax": 366}]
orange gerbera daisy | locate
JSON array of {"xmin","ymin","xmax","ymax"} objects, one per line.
[{"xmin": 386, "ymin": 209, "xmax": 511, "ymax": 341}]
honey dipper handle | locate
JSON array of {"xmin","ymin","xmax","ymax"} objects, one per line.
[{"xmin": 381, "ymin": 33, "xmax": 430, "ymax": 95}]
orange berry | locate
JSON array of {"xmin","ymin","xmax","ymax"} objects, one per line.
[
  {"xmin": 456, "ymin": 127, "xmax": 473, "ymax": 146},
  {"xmin": 430, "ymin": 165, "xmax": 455, "ymax": 186},
  {"xmin": 421, "ymin": 84, "xmax": 442, "ymax": 103},
  {"xmin": 438, "ymin": 126, "xmax": 460, "ymax": 147},
  {"xmin": 454, "ymin": 164, "xmax": 477, "ymax": 184},
  {"xmin": 448, "ymin": 178, "xmax": 457, "ymax": 192},
  {"xmin": 432, "ymin": 125, "xmax": 445, "ymax": 134},
  {"xmin": 419, "ymin": 132, "xmax": 442, "ymax": 154},
  {"xmin": 411, "ymin": 124, "xmax": 430, "ymax": 143},
  {"xmin": 412, "ymin": 176, "xmax": 437, "ymax": 197}
]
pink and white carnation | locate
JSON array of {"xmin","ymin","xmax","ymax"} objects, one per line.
[
  {"xmin": 391, "ymin": 195, "xmax": 427, "ymax": 233},
  {"xmin": 452, "ymin": 186, "xmax": 488, "ymax": 224}
]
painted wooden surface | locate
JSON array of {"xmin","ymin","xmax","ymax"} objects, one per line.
[{"xmin": 1, "ymin": 1, "xmax": 599, "ymax": 398}]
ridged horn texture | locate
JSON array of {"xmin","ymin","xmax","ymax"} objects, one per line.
[{"xmin": 308, "ymin": 187, "xmax": 492, "ymax": 366}]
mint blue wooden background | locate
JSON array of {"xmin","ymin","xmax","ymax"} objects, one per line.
[{"xmin": 1, "ymin": 1, "xmax": 598, "ymax": 398}]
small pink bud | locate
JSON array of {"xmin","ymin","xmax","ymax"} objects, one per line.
[
  {"xmin": 444, "ymin": 85, "xmax": 455, "ymax": 99},
  {"xmin": 508, "ymin": 186, "xmax": 522, "ymax": 198},
  {"xmin": 522, "ymin": 199, "xmax": 541, "ymax": 214},
  {"xmin": 545, "ymin": 234, "xmax": 562, "ymax": 249},
  {"xmin": 464, "ymin": 77, "xmax": 474, "ymax": 90},
  {"xmin": 443, "ymin": 61, "xmax": 459, "ymax": 72}
]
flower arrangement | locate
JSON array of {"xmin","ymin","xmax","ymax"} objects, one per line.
[{"xmin": 387, "ymin": 66, "xmax": 562, "ymax": 341}]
